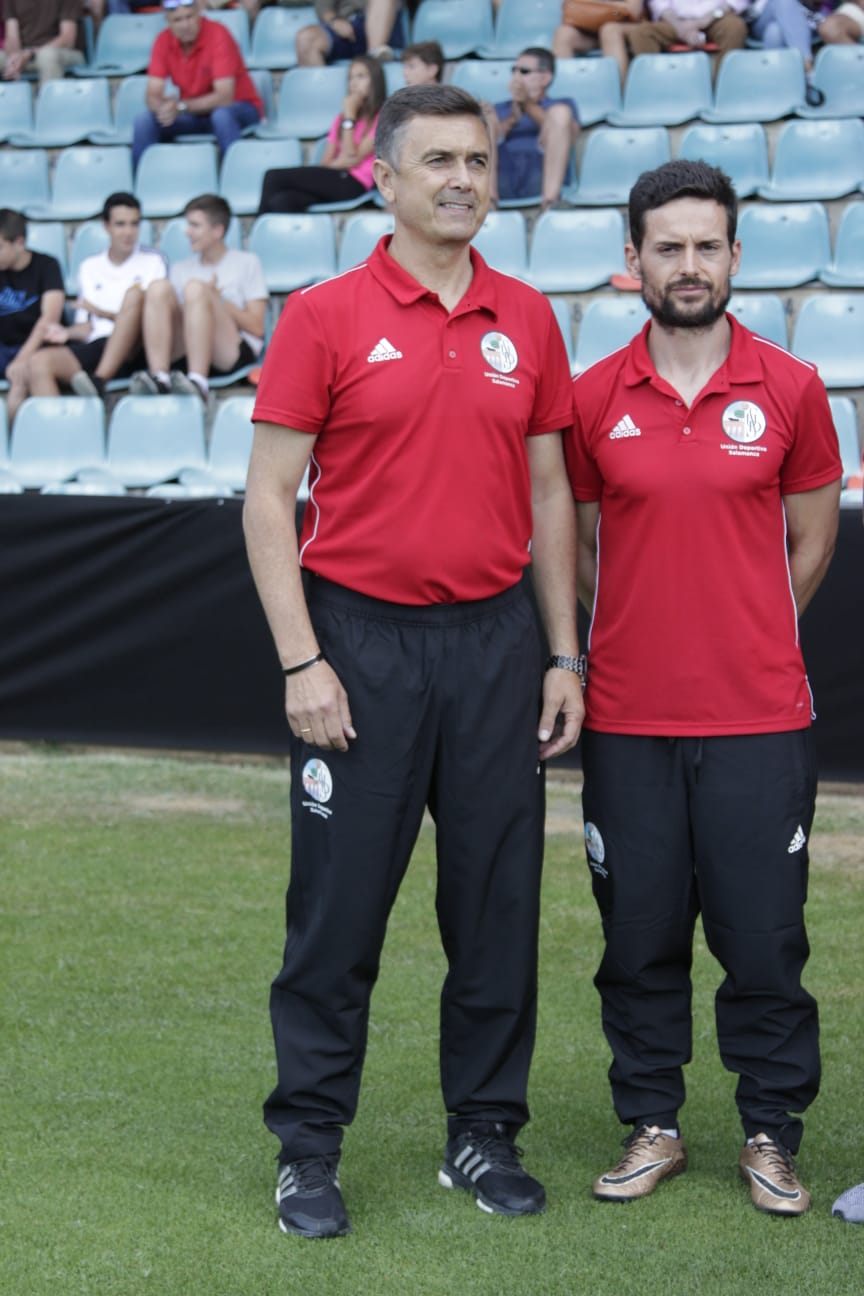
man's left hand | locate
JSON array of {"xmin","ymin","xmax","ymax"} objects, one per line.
[{"xmin": 537, "ymin": 667, "xmax": 585, "ymax": 761}]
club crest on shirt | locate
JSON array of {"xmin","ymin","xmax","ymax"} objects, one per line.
[
  {"xmin": 302, "ymin": 758, "xmax": 333, "ymax": 818},
  {"xmin": 721, "ymin": 400, "xmax": 766, "ymax": 444},
  {"xmin": 480, "ymin": 331, "xmax": 518, "ymax": 374}
]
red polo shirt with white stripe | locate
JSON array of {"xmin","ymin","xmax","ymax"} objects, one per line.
[
  {"xmin": 253, "ymin": 237, "xmax": 573, "ymax": 604},
  {"xmin": 565, "ymin": 315, "xmax": 842, "ymax": 735},
  {"xmin": 148, "ymin": 16, "xmax": 263, "ymax": 114}
]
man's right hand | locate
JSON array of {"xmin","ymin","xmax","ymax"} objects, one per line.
[{"xmin": 285, "ymin": 659, "xmax": 357, "ymax": 751}]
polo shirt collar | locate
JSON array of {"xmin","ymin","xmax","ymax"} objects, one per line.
[
  {"xmin": 623, "ymin": 312, "xmax": 766, "ymax": 394},
  {"xmin": 368, "ymin": 237, "xmax": 498, "ymax": 319}
]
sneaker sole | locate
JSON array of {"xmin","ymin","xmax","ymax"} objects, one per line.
[
  {"xmin": 438, "ymin": 1167, "xmax": 545, "ymax": 1217},
  {"xmin": 274, "ymin": 1186, "xmax": 351, "ymax": 1238}
]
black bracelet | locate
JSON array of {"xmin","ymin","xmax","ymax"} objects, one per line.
[{"xmin": 282, "ymin": 651, "xmax": 324, "ymax": 677}]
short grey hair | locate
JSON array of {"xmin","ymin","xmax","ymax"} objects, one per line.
[{"xmin": 374, "ymin": 85, "xmax": 486, "ymax": 168}]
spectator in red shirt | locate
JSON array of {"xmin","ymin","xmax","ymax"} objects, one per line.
[{"xmin": 132, "ymin": 0, "xmax": 262, "ymax": 172}]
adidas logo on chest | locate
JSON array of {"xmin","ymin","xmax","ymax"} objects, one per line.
[{"xmin": 367, "ymin": 337, "xmax": 403, "ymax": 363}]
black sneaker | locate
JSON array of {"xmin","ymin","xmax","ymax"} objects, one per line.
[
  {"xmin": 129, "ymin": 370, "xmax": 170, "ymax": 395},
  {"xmin": 275, "ymin": 1154, "xmax": 350, "ymax": 1238},
  {"xmin": 438, "ymin": 1122, "xmax": 546, "ymax": 1216}
]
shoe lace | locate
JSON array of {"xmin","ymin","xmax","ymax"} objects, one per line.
[
  {"xmin": 616, "ymin": 1125, "xmax": 667, "ymax": 1168},
  {"xmin": 466, "ymin": 1129, "xmax": 524, "ymax": 1171},
  {"xmin": 753, "ymin": 1138, "xmax": 798, "ymax": 1186},
  {"xmin": 280, "ymin": 1155, "xmax": 337, "ymax": 1192}
]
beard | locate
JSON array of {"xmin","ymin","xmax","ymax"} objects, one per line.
[{"xmin": 642, "ymin": 276, "xmax": 732, "ymax": 330}]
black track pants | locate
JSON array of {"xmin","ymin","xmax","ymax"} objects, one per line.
[
  {"xmin": 264, "ymin": 578, "xmax": 546, "ymax": 1159},
  {"xmin": 580, "ymin": 729, "xmax": 820, "ymax": 1154}
]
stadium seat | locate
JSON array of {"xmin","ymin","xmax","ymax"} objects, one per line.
[
  {"xmin": 574, "ymin": 298, "xmax": 650, "ymax": 373},
  {"xmin": 549, "ymin": 56, "xmax": 621, "ymax": 127},
  {"xmin": 0, "ymin": 81, "xmax": 34, "ymax": 142},
  {"xmin": 608, "ymin": 52, "xmax": 713, "ymax": 126},
  {"xmin": 219, "ymin": 138, "xmax": 302, "ymax": 216},
  {"xmin": 526, "ymin": 208, "xmax": 625, "ymax": 292},
  {"xmin": 733, "ymin": 202, "xmax": 830, "ymax": 289},
  {"xmin": 201, "ymin": 395, "xmax": 256, "ymax": 492},
  {"xmin": 255, "ymin": 66, "xmax": 345, "ymax": 139},
  {"xmin": 24, "ymin": 147, "xmax": 133, "ymax": 221},
  {"xmin": 157, "ymin": 215, "xmax": 241, "ymax": 266},
  {"xmin": 0, "ymin": 148, "xmax": 51, "ymax": 213},
  {"xmin": 478, "ymin": 0, "xmax": 561, "ymax": 59},
  {"xmin": 207, "ymin": 7, "xmax": 250, "ymax": 57},
  {"xmin": 72, "ymin": 13, "xmax": 162, "ymax": 76},
  {"xmin": 757, "ymin": 119, "xmax": 864, "ymax": 201},
  {"xmin": 88, "ymin": 75, "xmax": 148, "ymax": 146},
  {"xmin": 568, "ymin": 127, "xmax": 671, "ymax": 205},
  {"xmin": 0, "ymin": 399, "xmax": 9, "ymax": 459},
  {"xmin": 135, "ymin": 142, "xmax": 219, "ymax": 218},
  {"xmin": 677, "ymin": 123, "xmax": 769, "ymax": 198},
  {"xmin": 450, "ymin": 60, "xmax": 513, "ymax": 105},
  {"xmin": 106, "ymin": 395, "xmax": 207, "ymax": 488},
  {"xmin": 25, "ymin": 222, "xmax": 68, "ymax": 284},
  {"xmin": 248, "ymin": 214, "xmax": 337, "ymax": 292},
  {"xmin": 337, "ymin": 211, "xmax": 395, "ymax": 273},
  {"xmin": 701, "ymin": 49, "xmax": 806, "ymax": 123},
  {"xmin": 796, "ymin": 45, "xmax": 864, "ymax": 119},
  {"xmin": 8, "ymin": 77, "xmax": 112, "ymax": 147},
  {"xmin": 40, "ymin": 469, "xmax": 128, "ymax": 497},
  {"xmin": 829, "ymin": 395, "xmax": 862, "ymax": 487},
  {"xmin": 411, "ymin": 0, "xmax": 495, "ymax": 58},
  {"xmin": 791, "ymin": 293, "xmax": 864, "ymax": 388},
  {"xmin": 727, "ymin": 293, "xmax": 789, "ymax": 347},
  {"xmin": 820, "ymin": 202, "xmax": 864, "ymax": 288},
  {"xmin": 248, "ymin": 5, "xmax": 316, "ymax": 69},
  {"xmin": 9, "ymin": 397, "xmax": 106, "ymax": 489},
  {"xmin": 549, "ymin": 296, "xmax": 575, "ymax": 372},
  {"xmin": 250, "ymin": 69, "xmax": 276, "ymax": 131},
  {"xmin": 466, "ymin": 210, "xmax": 527, "ymax": 278}
]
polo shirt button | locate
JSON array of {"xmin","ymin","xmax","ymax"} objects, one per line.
[
  {"xmin": 683, "ymin": 426, "xmax": 692, "ymax": 435},
  {"xmin": 675, "ymin": 400, "xmax": 682, "ymax": 406},
  {"xmin": 448, "ymin": 350, "xmax": 456, "ymax": 358}
]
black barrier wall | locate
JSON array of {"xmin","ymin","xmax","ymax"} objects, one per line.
[{"xmin": 0, "ymin": 497, "xmax": 861, "ymax": 778}]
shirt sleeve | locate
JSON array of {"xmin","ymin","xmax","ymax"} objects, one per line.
[
  {"xmin": 564, "ymin": 378, "xmax": 604, "ymax": 501},
  {"xmin": 780, "ymin": 368, "xmax": 844, "ymax": 495},
  {"xmin": 242, "ymin": 253, "xmax": 268, "ymax": 303},
  {"xmin": 39, "ymin": 254, "xmax": 65, "ymax": 296},
  {"xmin": 147, "ymin": 30, "xmax": 171, "ymax": 79},
  {"xmin": 527, "ymin": 295, "xmax": 576, "ymax": 436},
  {"xmin": 252, "ymin": 288, "xmax": 334, "ymax": 434}
]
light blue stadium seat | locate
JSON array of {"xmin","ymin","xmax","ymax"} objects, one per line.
[
  {"xmin": 384, "ymin": 62, "xmax": 406, "ymax": 95},
  {"xmin": 25, "ymin": 222, "xmax": 68, "ymax": 283},
  {"xmin": 219, "ymin": 137, "xmax": 302, "ymax": 216},
  {"xmin": 106, "ymin": 395, "xmax": 207, "ymax": 488},
  {"xmin": 412, "ymin": 0, "xmax": 495, "ymax": 58},
  {"xmin": 757, "ymin": 119, "xmax": 864, "ymax": 201},
  {"xmin": 10, "ymin": 398, "xmax": 106, "ymax": 489},
  {"xmin": 207, "ymin": 7, "xmax": 250, "ymax": 57},
  {"xmin": 157, "ymin": 215, "xmax": 242, "ymax": 266},
  {"xmin": 549, "ymin": 296, "xmax": 575, "ymax": 372},
  {"xmin": 305, "ymin": 136, "xmax": 376, "ymax": 212},
  {"xmin": 450, "ymin": 60, "xmax": 513, "ymax": 105},
  {"xmin": 135, "ymin": 142, "xmax": 219, "ymax": 218},
  {"xmin": 791, "ymin": 293, "xmax": 864, "ymax": 387},
  {"xmin": 0, "ymin": 148, "xmax": 50, "ymax": 212},
  {"xmin": 568, "ymin": 127, "xmax": 670, "ymax": 205},
  {"xmin": 202, "ymin": 395, "xmax": 256, "ymax": 492},
  {"xmin": 796, "ymin": 45, "xmax": 864, "ymax": 119},
  {"xmin": 88, "ymin": 75, "xmax": 148, "ymax": 146},
  {"xmin": 469, "ymin": 210, "xmax": 528, "ymax": 278},
  {"xmin": 0, "ymin": 399, "xmax": 9, "ymax": 461},
  {"xmin": 700, "ymin": 49, "xmax": 806, "ymax": 123},
  {"xmin": 24, "ymin": 147, "xmax": 133, "ymax": 221},
  {"xmin": 733, "ymin": 202, "xmax": 830, "ymax": 289},
  {"xmin": 255, "ymin": 65, "xmax": 346, "ymax": 140},
  {"xmin": 527, "ymin": 208, "xmax": 625, "ymax": 292},
  {"xmin": 248, "ymin": 213, "xmax": 337, "ymax": 292},
  {"xmin": 829, "ymin": 395, "xmax": 862, "ymax": 487},
  {"xmin": 478, "ymin": 0, "xmax": 561, "ymax": 59},
  {"xmin": 677, "ymin": 123, "xmax": 769, "ymax": 198},
  {"xmin": 0, "ymin": 81, "xmax": 34, "ymax": 142},
  {"xmin": 337, "ymin": 211, "xmax": 395, "ymax": 273},
  {"xmin": 574, "ymin": 298, "xmax": 650, "ymax": 373},
  {"xmin": 608, "ymin": 52, "xmax": 713, "ymax": 127},
  {"xmin": 73, "ymin": 13, "xmax": 163, "ymax": 77},
  {"xmin": 820, "ymin": 202, "xmax": 864, "ymax": 288},
  {"xmin": 550, "ymin": 56, "xmax": 621, "ymax": 127},
  {"xmin": 248, "ymin": 5, "xmax": 316, "ymax": 69},
  {"xmin": 251, "ymin": 69, "xmax": 276, "ymax": 131},
  {"xmin": 8, "ymin": 78, "xmax": 112, "ymax": 147},
  {"xmin": 727, "ymin": 293, "xmax": 789, "ymax": 347}
]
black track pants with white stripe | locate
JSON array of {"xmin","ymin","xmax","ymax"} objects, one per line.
[
  {"xmin": 264, "ymin": 577, "xmax": 546, "ymax": 1160},
  {"xmin": 580, "ymin": 729, "xmax": 820, "ymax": 1155}
]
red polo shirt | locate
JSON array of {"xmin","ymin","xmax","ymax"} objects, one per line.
[
  {"xmin": 253, "ymin": 238, "xmax": 573, "ymax": 604},
  {"xmin": 565, "ymin": 316, "xmax": 842, "ymax": 736},
  {"xmin": 148, "ymin": 16, "xmax": 262, "ymax": 113}
]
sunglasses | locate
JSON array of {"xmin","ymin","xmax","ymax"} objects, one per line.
[
  {"xmin": 511, "ymin": 65, "xmax": 540, "ymax": 75},
  {"xmin": 163, "ymin": 0, "xmax": 196, "ymax": 10}
]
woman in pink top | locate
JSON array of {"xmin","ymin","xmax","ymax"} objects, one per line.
[{"xmin": 258, "ymin": 55, "xmax": 386, "ymax": 213}]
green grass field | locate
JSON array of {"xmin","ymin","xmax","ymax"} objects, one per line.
[{"xmin": 2, "ymin": 747, "xmax": 863, "ymax": 1296}]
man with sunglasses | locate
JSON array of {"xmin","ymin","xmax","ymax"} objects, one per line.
[
  {"xmin": 483, "ymin": 47, "xmax": 579, "ymax": 213},
  {"xmin": 132, "ymin": 0, "xmax": 262, "ymax": 171}
]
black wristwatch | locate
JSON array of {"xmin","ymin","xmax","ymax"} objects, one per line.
[{"xmin": 546, "ymin": 653, "xmax": 587, "ymax": 686}]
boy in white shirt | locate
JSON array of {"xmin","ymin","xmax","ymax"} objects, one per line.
[
  {"xmin": 28, "ymin": 192, "xmax": 167, "ymax": 401},
  {"xmin": 130, "ymin": 193, "xmax": 268, "ymax": 400}
]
